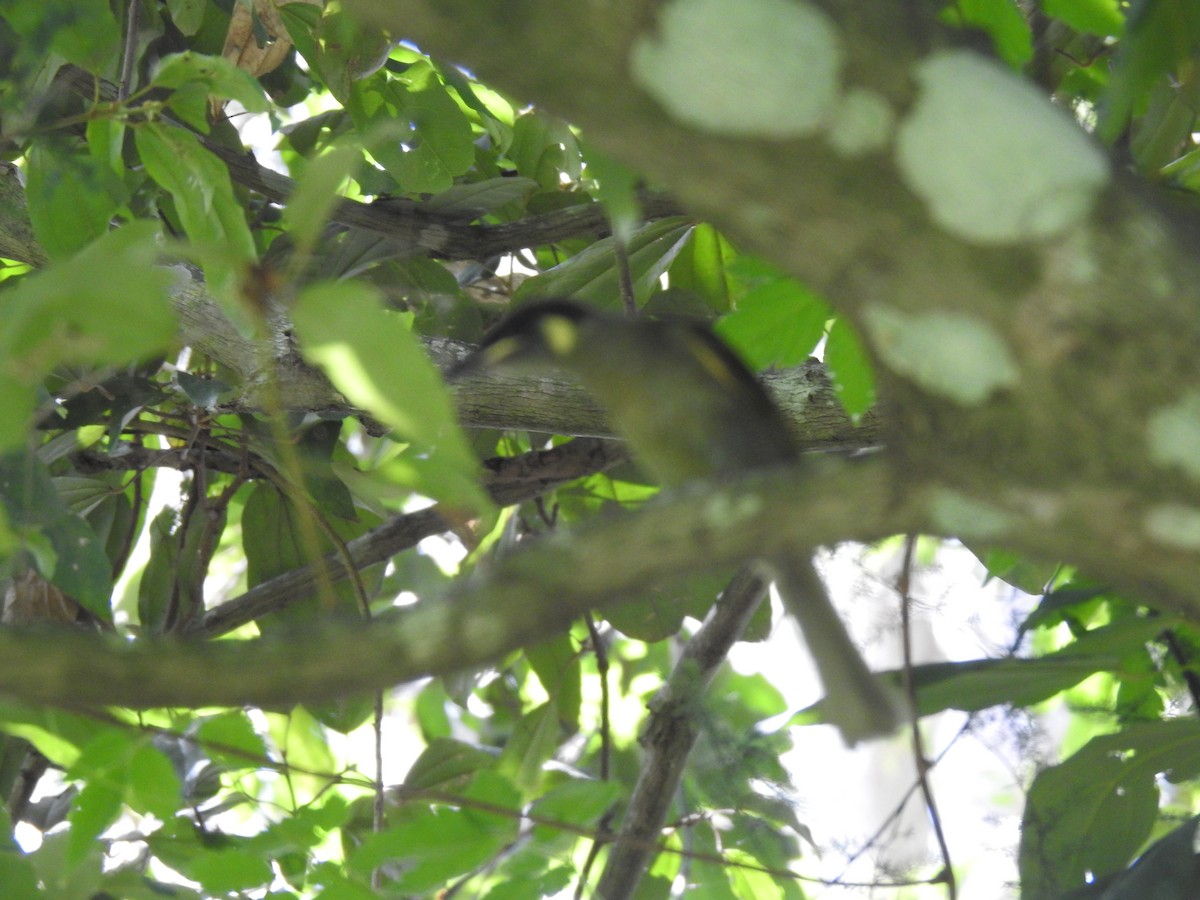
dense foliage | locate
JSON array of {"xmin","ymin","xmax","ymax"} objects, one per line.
[{"xmin": 2, "ymin": 0, "xmax": 1200, "ymax": 897}]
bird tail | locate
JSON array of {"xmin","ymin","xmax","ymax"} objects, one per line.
[{"xmin": 767, "ymin": 555, "xmax": 906, "ymax": 746}]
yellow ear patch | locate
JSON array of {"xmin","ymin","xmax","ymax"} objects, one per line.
[
  {"xmin": 539, "ymin": 315, "xmax": 580, "ymax": 358},
  {"xmin": 683, "ymin": 332, "xmax": 741, "ymax": 390}
]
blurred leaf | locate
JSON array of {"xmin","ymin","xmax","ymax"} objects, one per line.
[
  {"xmin": 135, "ymin": 122, "xmax": 256, "ymax": 298},
  {"xmin": 283, "ymin": 138, "xmax": 366, "ymax": 262},
  {"xmin": 528, "ymin": 779, "xmax": 621, "ymax": 842},
  {"xmin": 668, "ymin": 223, "xmax": 736, "ymax": 314},
  {"xmin": 423, "ymin": 176, "xmax": 539, "ymax": 218},
  {"xmin": 364, "ymin": 62, "xmax": 474, "ymax": 193},
  {"xmin": 1044, "ymin": 0, "xmax": 1125, "ymax": 38},
  {"xmin": 717, "ymin": 276, "xmax": 829, "ymax": 370},
  {"xmin": 0, "ymin": 452, "xmax": 112, "ymax": 618},
  {"xmin": 151, "ymin": 51, "xmax": 270, "ymax": 113},
  {"xmin": 0, "ymin": 0, "xmax": 119, "ymax": 72},
  {"xmin": 1097, "ymin": 0, "xmax": 1200, "ymax": 143},
  {"xmin": 291, "ymin": 280, "xmax": 492, "ymax": 513},
  {"xmin": 497, "ymin": 702, "xmax": 560, "ymax": 796},
  {"xmin": 1083, "ymin": 816, "xmax": 1200, "ymax": 900},
  {"xmin": 526, "ymin": 635, "xmax": 582, "ymax": 730},
  {"xmin": 350, "ymin": 771, "xmax": 519, "ymax": 891},
  {"xmin": 404, "ymin": 737, "xmax": 496, "ymax": 791},
  {"xmin": 24, "ymin": 139, "xmax": 124, "ymax": 261},
  {"xmin": 191, "ymin": 847, "xmax": 273, "ymax": 895},
  {"xmin": 514, "ymin": 217, "xmax": 692, "ymax": 308},
  {"xmin": 1020, "ymin": 720, "xmax": 1200, "ymax": 898},
  {"xmin": 940, "ymin": 0, "xmax": 1033, "ymax": 68},
  {"xmin": 824, "ymin": 317, "xmax": 876, "ymax": 419}
]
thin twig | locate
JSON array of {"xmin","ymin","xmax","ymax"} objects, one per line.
[
  {"xmin": 118, "ymin": 0, "xmax": 141, "ymax": 101},
  {"xmin": 899, "ymin": 535, "xmax": 957, "ymax": 899}
]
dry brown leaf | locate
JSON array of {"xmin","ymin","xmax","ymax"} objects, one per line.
[{"xmin": 222, "ymin": 0, "xmax": 322, "ymax": 79}]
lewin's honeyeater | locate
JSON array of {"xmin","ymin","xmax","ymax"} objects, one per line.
[{"xmin": 451, "ymin": 299, "xmax": 903, "ymax": 745}]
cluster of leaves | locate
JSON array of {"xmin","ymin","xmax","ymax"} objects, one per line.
[{"xmin": 0, "ymin": 0, "xmax": 1198, "ymax": 897}]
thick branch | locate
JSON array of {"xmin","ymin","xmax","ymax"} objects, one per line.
[{"xmin": 0, "ymin": 459, "xmax": 908, "ymax": 709}]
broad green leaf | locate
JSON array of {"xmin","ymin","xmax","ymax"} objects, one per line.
[
  {"xmin": 1097, "ymin": 1, "xmax": 1200, "ymax": 143},
  {"xmin": 1019, "ymin": 720, "xmax": 1200, "ymax": 898},
  {"xmin": 940, "ymin": 0, "xmax": 1033, "ymax": 68},
  {"xmin": 283, "ymin": 139, "xmax": 366, "ymax": 261},
  {"xmin": 191, "ymin": 848, "xmax": 273, "ymax": 895},
  {"xmin": 668, "ymin": 223, "xmax": 736, "ymax": 313},
  {"xmin": 0, "ymin": 815, "xmax": 40, "ymax": 900},
  {"xmin": 0, "ymin": 452, "xmax": 113, "ymax": 618},
  {"xmin": 135, "ymin": 122, "xmax": 256, "ymax": 298},
  {"xmin": 824, "ymin": 317, "xmax": 876, "ymax": 419},
  {"xmin": 414, "ymin": 680, "xmax": 452, "ymax": 741},
  {"xmin": 350, "ymin": 771, "xmax": 519, "ymax": 891},
  {"xmin": 195, "ymin": 711, "xmax": 269, "ymax": 767},
  {"xmin": 582, "ymin": 145, "xmax": 641, "ymax": 239},
  {"xmin": 66, "ymin": 780, "xmax": 123, "ymax": 865},
  {"xmin": 0, "ymin": 702, "xmax": 104, "ymax": 769},
  {"xmin": 291, "ymin": 280, "xmax": 491, "ymax": 513},
  {"xmin": 514, "ymin": 217, "xmax": 692, "ymax": 308},
  {"xmin": 1044, "ymin": 0, "xmax": 1125, "ymax": 37},
  {"xmin": 525, "ymin": 635, "xmax": 583, "ymax": 730},
  {"xmin": 364, "ymin": 62, "xmax": 474, "ymax": 193},
  {"xmin": 497, "ymin": 701, "xmax": 560, "ymax": 796},
  {"xmin": 403, "ymin": 737, "xmax": 496, "ymax": 791},
  {"xmin": 716, "ymin": 278, "xmax": 830, "ymax": 370},
  {"xmin": 423, "ymin": 176, "xmax": 540, "ymax": 218},
  {"xmin": 166, "ymin": 0, "xmax": 207, "ymax": 35},
  {"xmin": 510, "ymin": 111, "xmax": 582, "ymax": 189},
  {"xmin": 151, "ymin": 51, "xmax": 270, "ymax": 113},
  {"xmin": 528, "ymin": 779, "xmax": 621, "ymax": 842},
  {"xmin": 24, "ymin": 140, "xmax": 123, "ymax": 260},
  {"xmin": 1093, "ymin": 816, "xmax": 1200, "ymax": 900},
  {"xmin": 240, "ymin": 482, "xmax": 363, "ymax": 628},
  {"xmin": 0, "ymin": 0, "xmax": 119, "ymax": 72},
  {"xmin": 0, "ymin": 222, "xmax": 175, "ymax": 446}
]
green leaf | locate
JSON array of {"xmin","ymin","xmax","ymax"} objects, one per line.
[
  {"xmin": 1093, "ymin": 816, "xmax": 1200, "ymax": 900},
  {"xmin": 364, "ymin": 62, "xmax": 474, "ymax": 193},
  {"xmin": 0, "ymin": 0, "xmax": 119, "ymax": 72},
  {"xmin": 1019, "ymin": 720, "xmax": 1200, "ymax": 897},
  {"xmin": 282, "ymin": 138, "xmax": 366, "ymax": 261},
  {"xmin": 403, "ymin": 738, "xmax": 496, "ymax": 791},
  {"xmin": 716, "ymin": 277, "xmax": 830, "ymax": 370},
  {"xmin": 24, "ymin": 140, "xmax": 124, "ymax": 260},
  {"xmin": 0, "ymin": 452, "xmax": 113, "ymax": 618},
  {"xmin": 1044, "ymin": 0, "xmax": 1125, "ymax": 38},
  {"xmin": 151, "ymin": 51, "xmax": 270, "ymax": 113},
  {"xmin": 135, "ymin": 122, "xmax": 256, "ymax": 298},
  {"xmin": 510, "ymin": 111, "xmax": 581, "ymax": 189},
  {"xmin": 497, "ymin": 702, "xmax": 560, "ymax": 796},
  {"xmin": 528, "ymin": 779, "xmax": 621, "ymax": 842},
  {"xmin": 0, "ymin": 826, "xmax": 40, "ymax": 900},
  {"xmin": 423, "ymin": 176, "xmax": 540, "ymax": 218},
  {"xmin": 940, "ymin": 0, "xmax": 1033, "ymax": 68},
  {"xmin": 350, "ymin": 771, "xmax": 519, "ymax": 891},
  {"xmin": 66, "ymin": 780, "xmax": 123, "ymax": 865},
  {"xmin": 0, "ymin": 222, "xmax": 175, "ymax": 446},
  {"xmin": 195, "ymin": 711, "xmax": 269, "ymax": 767},
  {"xmin": 291, "ymin": 280, "xmax": 491, "ymax": 513},
  {"xmin": 667, "ymin": 223, "xmax": 737, "ymax": 313},
  {"xmin": 514, "ymin": 217, "xmax": 692, "ymax": 308},
  {"xmin": 824, "ymin": 317, "xmax": 876, "ymax": 419},
  {"xmin": 525, "ymin": 635, "xmax": 582, "ymax": 730},
  {"xmin": 191, "ymin": 848, "xmax": 273, "ymax": 894},
  {"xmin": 1097, "ymin": 1, "xmax": 1200, "ymax": 143},
  {"xmin": 0, "ymin": 702, "xmax": 104, "ymax": 768}
]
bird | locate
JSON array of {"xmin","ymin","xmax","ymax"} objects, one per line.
[{"xmin": 450, "ymin": 298, "xmax": 903, "ymax": 744}]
